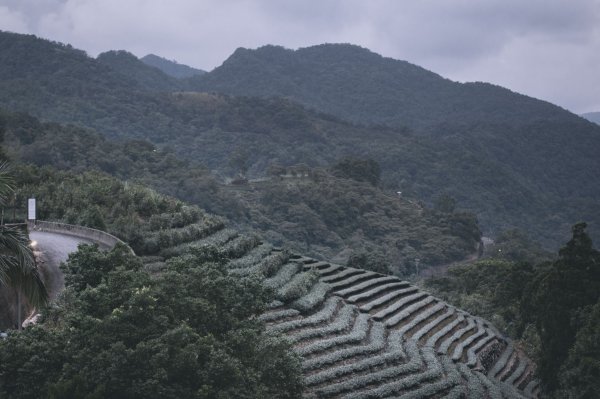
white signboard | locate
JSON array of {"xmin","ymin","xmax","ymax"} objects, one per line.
[{"xmin": 28, "ymin": 198, "xmax": 36, "ymax": 220}]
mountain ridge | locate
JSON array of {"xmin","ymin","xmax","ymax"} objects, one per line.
[
  {"xmin": 190, "ymin": 43, "xmax": 578, "ymax": 132},
  {"xmin": 141, "ymin": 53, "xmax": 205, "ymax": 78},
  {"xmin": 97, "ymin": 50, "xmax": 183, "ymax": 91}
]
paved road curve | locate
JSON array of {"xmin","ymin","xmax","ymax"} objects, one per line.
[{"xmin": 30, "ymin": 231, "xmax": 108, "ymax": 300}]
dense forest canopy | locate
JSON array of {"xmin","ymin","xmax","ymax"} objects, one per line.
[
  {"xmin": 189, "ymin": 43, "xmax": 568, "ymax": 130},
  {"xmin": 1, "ymin": 111, "xmax": 481, "ymax": 274}
]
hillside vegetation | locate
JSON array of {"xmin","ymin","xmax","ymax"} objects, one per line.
[
  {"xmin": 97, "ymin": 50, "xmax": 184, "ymax": 91},
  {"xmin": 189, "ymin": 43, "xmax": 600, "ymax": 247},
  {"xmin": 0, "ymin": 31, "xmax": 598, "ymax": 248},
  {"xmin": 223, "ymin": 168, "xmax": 481, "ymax": 273},
  {"xmin": 426, "ymin": 223, "xmax": 600, "ymax": 397},
  {"xmin": 141, "ymin": 54, "xmax": 206, "ymax": 78},
  {"xmin": 0, "ymin": 162, "xmax": 540, "ymax": 398},
  {"xmin": 190, "ymin": 44, "xmax": 566, "ymax": 131},
  {"xmin": 0, "ymin": 164, "xmax": 304, "ymax": 398},
  {"xmin": 1, "ymin": 110, "xmax": 480, "ymax": 274},
  {"xmin": 8, "ymin": 158, "xmax": 597, "ymax": 398}
]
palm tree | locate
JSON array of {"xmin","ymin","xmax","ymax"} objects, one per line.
[{"xmin": 0, "ymin": 162, "xmax": 48, "ymax": 329}]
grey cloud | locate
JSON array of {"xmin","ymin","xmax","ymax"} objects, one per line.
[{"xmin": 0, "ymin": 0, "xmax": 67, "ymax": 29}]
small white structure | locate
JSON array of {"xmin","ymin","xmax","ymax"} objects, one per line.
[{"xmin": 28, "ymin": 198, "xmax": 36, "ymax": 221}]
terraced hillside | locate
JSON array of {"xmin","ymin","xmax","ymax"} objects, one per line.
[{"xmin": 140, "ymin": 212, "xmax": 539, "ymax": 398}]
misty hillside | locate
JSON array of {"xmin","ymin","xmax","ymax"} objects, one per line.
[
  {"xmin": 97, "ymin": 50, "xmax": 183, "ymax": 91},
  {"xmin": 582, "ymin": 111, "xmax": 600, "ymax": 125},
  {"xmin": 141, "ymin": 54, "xmax": 205, "ymax": 78},
  {"xmin": 190, "ymin": 43, "xmax": 576, "ymax": 131},
  {"xmin": 0, "ymin": 31, "xmax": 599, "ymax": 248}
]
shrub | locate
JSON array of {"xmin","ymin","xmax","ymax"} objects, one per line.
[
  {"xmin": 438, "ymin": 317, "xmax": 476, "ymax": 355},
  {"xmin": 359, "ymin": 286, "xmax": 419, "ymax": 312},
  {"xmin": 295, "ymin": 313, "xmax": 369, "ymax": 356},
  {"xmin": 384, "ymin": 296, "xmax": 436, "ymax": 327},
  {"xmin": 228, "ymin": 244, "xmax": 273, "ymax": 270},
  {"xmin": 372, "ymin": 292, "xmax": 428, "ymax": 320},
  {"xmin": 264, "ymin": 262, "xmax": 300, "ymax": 290},
  {"xmin": 291, "ymin": 282, "xmax": 331, "ymax": 312},
  {"xmin": 287, "ymin": 305, "xmax": 355, "ymax": 344},
  {"xmin": 301, "ymin": 322, "xmax": 386, "ymax": 371},
  {"xmin": 425, "ymin": 314, "xmax": 465, "ymax": 348},
  {"xmin": 276, "ymin": 270, "xmax": 319, "ymax": 302},
  {"xmin": 268, "ymin": 297, "xmax": 341, "ymax": 335}
]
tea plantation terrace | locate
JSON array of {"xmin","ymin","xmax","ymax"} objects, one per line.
[{"xmin": 121, "ymin": 206, "xmax": 540, "ymax": 398}]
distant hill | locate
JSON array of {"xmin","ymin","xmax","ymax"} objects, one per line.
[
  {"xmin": 97, "ymin": 50, "xmax": 182, "ymax": 91},
  {"xmin": 0, "ymin": 31, "xmax": 599, "ymax": 248},
  {"xmin": 581, "ymin": 111, "xmax": 600, "ymax": 125},
  {"xmin": 189, "ymin": 44, "xmax": 572, "ymax": 132},
  {"xmin": 141, "ymin": 53, "xmax": 205, "ymax": 78}
]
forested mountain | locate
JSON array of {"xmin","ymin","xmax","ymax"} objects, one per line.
[
  {"xmin": 97, "ymin": 50, "xmax": 182, "ymax": 91},
  {"xmin": 189, "ymin": 43, "xmax": 600, "ymax": 246},
  {"xmin": 189, "ymin": 43, "xmax": 574, "ymax": 131},
  {"xmin": 0, "ymin": 31, "xmax": 599, "ymax": 248},
  {"xmin": 141, "ymin": 54, "xmax": 205, "ymax": 78},
  {"xmin": 1, "ymin": 110, "xmax": 481, "ymax": 274}
]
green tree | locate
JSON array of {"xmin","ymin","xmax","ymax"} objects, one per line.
[
  {"xmin": 0, "ymin": 245, "xmax": 302, "ymax": 398},
  {"xmin": 555, "ymin": 300, "xmax": 600, "ymax": 398},
  {"xmin": 0, "ymin": 162, "xmax": 47, "ymax": 328},
  {"xmin": 529, "ymin": 222, "xmax": 600, "ymax": 392}
]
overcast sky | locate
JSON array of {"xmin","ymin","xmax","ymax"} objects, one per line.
[{"xmin": 1, "ymin": 0, "xmax": 599, "ymax": 113}]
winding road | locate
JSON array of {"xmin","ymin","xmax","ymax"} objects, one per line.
[
  {"xmin": 30, "ymin": 231, "xmax": 109, "ymax": 300},
  {"xmin": 1, "ymin": 229, "xmax": 107, "ymax": 329}
]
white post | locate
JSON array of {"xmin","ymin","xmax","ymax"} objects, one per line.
[{"xmin": 28, "ymin": 198, "xmax": 36, "ymax": 228}]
